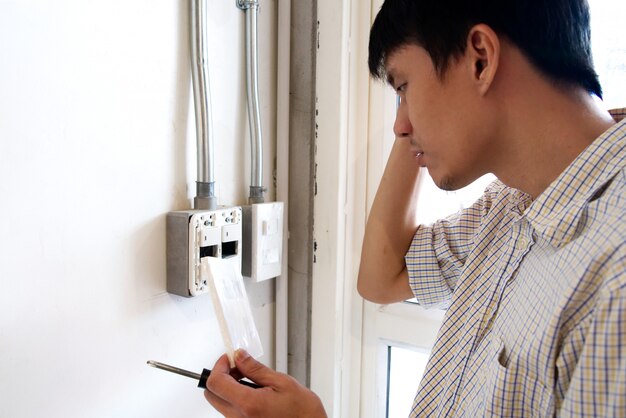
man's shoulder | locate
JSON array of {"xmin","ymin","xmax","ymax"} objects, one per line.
[
  {"xmin": 580, "ymin": 169, "xmax": 626, "ymax": 286},
  {"xmin": 480, "ymin": 179, "xmax": 532, "ymax": 214},
  {"xmin": 586, "ymin": 168, "xmax": 626, "ymax": 235},
  {"xmin": 608, "ymin": 107, "xmax": 625, "ymax": 123}
]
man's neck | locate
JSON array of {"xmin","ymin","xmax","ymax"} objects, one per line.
[{"xmin": 491, "ymin": 84, "xmax": 615, "ymax": 199}]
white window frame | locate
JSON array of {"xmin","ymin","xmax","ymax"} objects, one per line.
[
  {"xmin": 312, "ymin": 1, "xmax": 443, "ymax": 416},
  {"xmin": 312, "ymin": 0, "xmax": 449, "ymax": 416},
  {"xmin": 310, "ymin": 0, "xmax": 368, "ymax": 416}
]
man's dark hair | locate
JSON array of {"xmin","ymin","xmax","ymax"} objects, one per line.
[{"xmin": 368, "ymin": 0, "xmax": 603, "ymax": 98}]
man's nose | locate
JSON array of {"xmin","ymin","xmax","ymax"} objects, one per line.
[{"xmin": 393, "ymin": 98, "xmax": 412, "ymax": 138}]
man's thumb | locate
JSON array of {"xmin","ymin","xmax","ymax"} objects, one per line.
[{"xmin": 234, "ymin": 349, "xmax": 274, "ymax": 386}]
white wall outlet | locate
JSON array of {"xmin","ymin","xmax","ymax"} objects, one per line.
[
  {"xmin": 242, "ymin": 202, "xmax": 284, "ymax": 282},
  {"xmin": 166, "ymin": 207, "xmax": 242, "ymax": 297}
]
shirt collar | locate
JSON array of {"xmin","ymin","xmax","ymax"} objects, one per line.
[{"xmin": 524, "ymin": 111, "xmax": 626, "ymax": 248}]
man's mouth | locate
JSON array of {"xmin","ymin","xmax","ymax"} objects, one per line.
[{"xmin": 414, "ymin": 151, "xmax": 426, "ymax": 167}]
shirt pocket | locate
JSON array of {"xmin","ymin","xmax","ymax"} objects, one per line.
[{"xmin": 483, "ymin": 337, "xmax": 554, "ymax": 418}]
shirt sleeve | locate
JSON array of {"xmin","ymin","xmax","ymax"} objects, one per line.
[
  {"xmin": 559, "ymin": 267, "xmax": 626, "ymax": 417},
  {"xmin": 405, "ymin": 180, "xmax": 505, "ymax": 308}
]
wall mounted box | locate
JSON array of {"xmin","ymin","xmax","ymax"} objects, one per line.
[
  {"xmin": 167, "ymin": 207, "xmax": 242, "ymax": 297},
  {"xmin": 242, "ymin": 202, "xmax": 284, "ymax": 282}
]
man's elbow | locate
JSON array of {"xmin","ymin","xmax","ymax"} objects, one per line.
[
  {"xmin": 356, "ymin": 272, "xmax": 381, "ymax": 302},
  {"xmin": 356, "ymin": 279, "xmax": 373, "ymax": 301},
  {"xmin": 357, "ymin": 268, "xmax": 412, "ymax": 304},
  {"xmin": 357, "ymin": 276, "xmax": 394, "ymax": 304}
]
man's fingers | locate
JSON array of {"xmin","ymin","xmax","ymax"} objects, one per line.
[
  {"xmin": 211, "ymin": 353, "xmax": 232, "ymax": 374},
  {"xmin": 234, "ymin": 350, "xmax": 283, "ymax": 388},
  {"xmin": 203, "ymin": 389, "xmax": 240, "ymax": 418},
  {"xmin": 205, "ymin": 354, "xmax": 258, "ymax": 404}
]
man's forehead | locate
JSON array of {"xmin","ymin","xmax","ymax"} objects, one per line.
[{"xmin": 383, "ymin": 44, "xmax": 416, "ymax": 85}]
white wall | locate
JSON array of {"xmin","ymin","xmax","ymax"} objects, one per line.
[{"xmin": 0, "ymin": 1, "xmax": 277, "ymax": 417}]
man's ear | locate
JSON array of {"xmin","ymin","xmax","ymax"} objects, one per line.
[{"xmin": 466, "ymin": 24, "xmax": 500, "ymax": 95}]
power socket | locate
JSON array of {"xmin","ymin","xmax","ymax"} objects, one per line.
[{"xmin": 166, "ymin": 207, "xmax": 242, "ymax": 297}]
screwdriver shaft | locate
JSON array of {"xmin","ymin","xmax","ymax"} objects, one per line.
[
  {"xmin": 147, "ymin": 359, "xmax": 262, "ymax": 389},
  {"xmin": 147, "ymin": 360, "xmax": 201, "ymax": 381}
]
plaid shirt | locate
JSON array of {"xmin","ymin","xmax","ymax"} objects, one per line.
[{"xmin": 406, "ymin": 108, "xmax": 626, "ymax": 417}]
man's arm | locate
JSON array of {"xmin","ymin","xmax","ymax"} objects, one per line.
[{"xmin": 357, "ymin": 137, "xmax": 421, "ymax": 304}]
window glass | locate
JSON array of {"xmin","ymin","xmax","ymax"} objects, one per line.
[
  {"xmin": 590, "ymin": 0, "xmax": 626, "ymax": 109},
  {"xmin": 386, "ymin": 346, "xmax": 430, "ymax": 418}
]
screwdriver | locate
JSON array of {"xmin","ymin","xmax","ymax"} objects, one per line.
[{"xmin": 147, "ymin": 360, "xmax": 262, "ymax": 389}]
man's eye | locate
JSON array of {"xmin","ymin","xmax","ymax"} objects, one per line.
[{"xmin": 395, "ymin": 83, "xmax": 407, "ymax": 93}]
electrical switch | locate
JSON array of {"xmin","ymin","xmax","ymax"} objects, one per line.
[{"xmin": 242, "ymin": 202, "xmax": 284, "ymax": 282}]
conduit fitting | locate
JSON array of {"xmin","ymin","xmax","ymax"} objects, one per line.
[
  {"xmin": 236, "ymin": 0, "xmax": 259, "ymax": 10},
  {"xmin": 194, "ymin": 181, "xmax": 217, "ymax": 210},
  {"xmin": 248, "ymin": 186, "xmax": 266, "ymax": 205}
]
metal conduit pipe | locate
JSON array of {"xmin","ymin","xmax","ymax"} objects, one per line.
[
  {"xmin": 191, "ymin": 0, "xmax": 217, "ymax": 210},
  {"xmin": 237, "ymin": 0, "xmax": 265, "ymax": 204}
]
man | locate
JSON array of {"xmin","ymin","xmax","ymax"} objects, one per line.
[{"xmin": 204, "ymin": 0, "xmax": 625, "ymax": 416}]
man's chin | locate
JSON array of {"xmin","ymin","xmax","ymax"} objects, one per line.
[
  {"xmin": 433, "ymin": 174, "xmax": 470, "ymax": 192},
  {"xmin": 436, "ymin": 180, "xmax": 458, "ymax": 192}
]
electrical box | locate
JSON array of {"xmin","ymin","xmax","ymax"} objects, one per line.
[
  {"xmin": 166, "ymin": 207, "xmax": 242, "ymax": 297},
  {"xmin": 242, "ymin": 202, "xmax": 284, "ymax": 282}
]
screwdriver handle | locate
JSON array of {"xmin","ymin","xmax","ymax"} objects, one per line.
[
  {"xmin": 198, "ymin": 368, "xmax": 262, "ymax": 389},
  {"xmin": 198, "ymin": 368, "xmax": 211, "ymax": 388}
]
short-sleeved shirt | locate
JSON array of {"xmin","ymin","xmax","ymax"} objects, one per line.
[{"xmin": 406, "ymin": 109, "xmax": 626, "ymax": 417}]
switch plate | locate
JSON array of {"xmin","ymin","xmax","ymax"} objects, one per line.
[
  {"xmin": 242, "ymin": 202, "xmax": 284, "ymax": 282},
  {"xmin": 166, "ymin": 207, "xmax": 242, "ymax": 297}
]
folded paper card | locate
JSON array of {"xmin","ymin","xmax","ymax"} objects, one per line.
[{"xmin": 201, "ymin": 257, "xmax": 263, "ymax": 367}]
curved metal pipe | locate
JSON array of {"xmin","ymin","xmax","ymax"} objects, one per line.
[
  {"xmin": 238, "ymin": 0, "xmax": 265, "ymax": 204},
  {"xmin": 191, "ymin": 0, "xmax": 217, "ymax": 210}
]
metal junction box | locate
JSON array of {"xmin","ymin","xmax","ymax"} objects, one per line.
[{"xmin": 166, "ymin": 207, "xmax": 242, "ymax": 297}]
